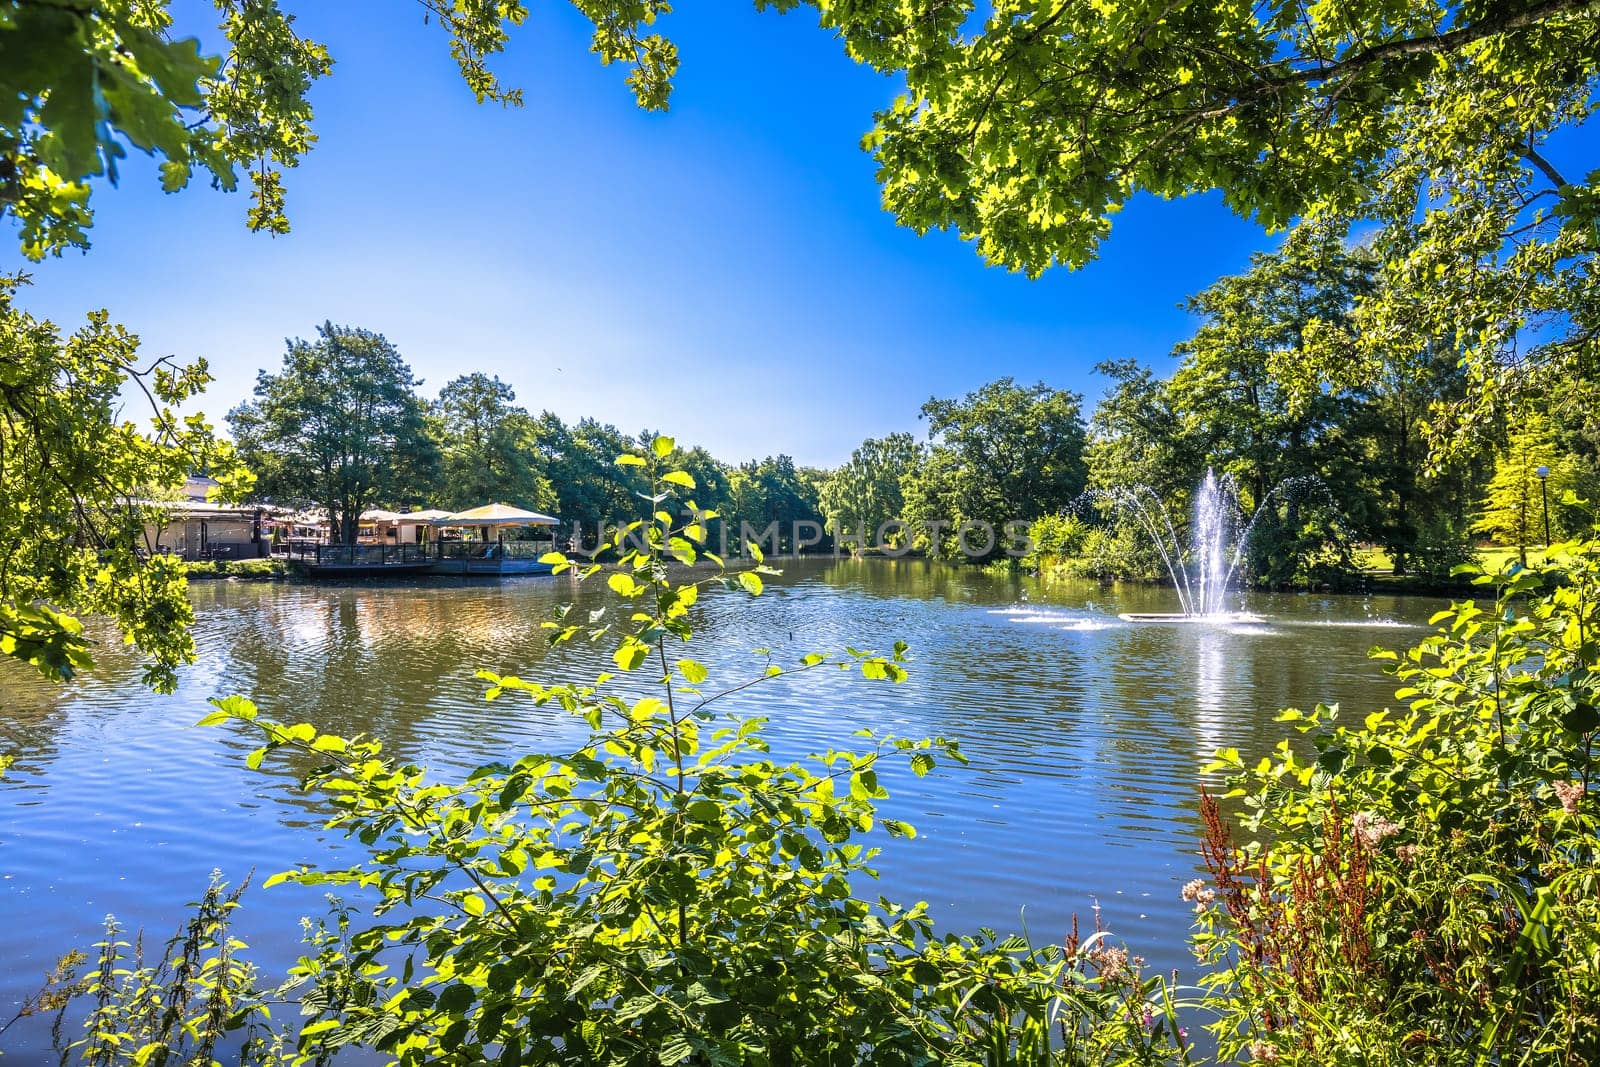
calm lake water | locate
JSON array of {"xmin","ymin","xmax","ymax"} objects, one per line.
[{"xmin": 1, "ymin": 560, "xmax": 1444, "ymax": 1050}]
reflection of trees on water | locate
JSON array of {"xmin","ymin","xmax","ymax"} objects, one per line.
[
  {"xmin": 0, "ymin": 613, "xmax": 153, "ymax": 786},
  {"xmin": 0, "ymin": 565, "xmax": 1433, "ymax": 845},
  {"xmin": 199, "ymin": 581, "xmax": 599, "ymax": 760}
]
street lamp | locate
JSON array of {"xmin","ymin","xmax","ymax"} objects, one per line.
[{"xmin": 1536, "ymin": 465, "xmax": 1552, "ymax": 550}]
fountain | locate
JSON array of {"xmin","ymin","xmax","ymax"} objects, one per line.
[{"xmin": 1089, "ymin": 469, "xmax": 1263, "ymax": 622}]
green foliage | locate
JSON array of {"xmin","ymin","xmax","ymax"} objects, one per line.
[
  {"xmin": 905, "ymin": 378, "xmax": 1087, "ymax": 559},
  {"xmin": 205, "ymin": 439, "xmax": 1183, "ymax": 1066},
  {"xmin": 818, "ymin": 432, "xmax": 921, "ymax": 552},
  {"xmin": 181, "ymin": 557, "xmax": 286, "ymax": 580},
  {"xmin": 1068, "ymin": 231, "xmax": 1481, "ymax": 588},
  {"xmin": 1021, "ymin": 514, "xmax": 1088, "ymax": 571},
  {"xmin": 529, "ymin": 416, "xmax": 649, "ymax": 530},
  {"xmin": 1400, "ymin": 511, "xmax": 1479, "ymax": 586},
  {"xmin": 0, "ymin": 0, "xmax": 682, "ymax": 257},
  {"xmin": 429, "ymin": 373, "xmax": 555, "ymax": 513},
  {"xmin": 229, "ymin": 323, "xmax": 434, "ymax": 544},
  {"xmin": 1196, "ymin": 543, "xmax": 1600, "ymax": 1064},
  {"xmin": 0, "ymin": 275, "xmax": 247, "ymax": 691},
  {"xmin": 14, "ymin": 871, "xmax": 286, "ymax": 1066},
  {"xmin": 1475, "ymin": 409, "xmax": 1586, "ymax": 554},
  {"xmin": 723, "ymin": 453, "xmax": 826, "ymax": 553}
]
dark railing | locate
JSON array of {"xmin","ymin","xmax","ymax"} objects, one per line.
[
  {"xmin": 284, "ymin": 542, "xmax": 432, "ymax": 567},
  {"xmin": 282, "ymin": 539, "xmax": 556, "ymax": 568}
]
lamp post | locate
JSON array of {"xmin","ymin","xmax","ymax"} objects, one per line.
[{"xmin": 1536, "ymin": 465, "xmax": 1551, "ymax": 551}]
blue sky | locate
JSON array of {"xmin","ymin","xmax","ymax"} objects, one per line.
[{"xmin": 7, "ymin": 1, "xmax": 1281, "ymax": 466}]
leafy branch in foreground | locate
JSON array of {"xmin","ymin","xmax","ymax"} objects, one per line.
[
  {"xmin": 1193, "ymin": 542, "xmax": 1600, "ymax": 1065},
  {"xmin": 205, "ymin": 436, "xmax": 1180, "ymax": 1066},
  {"xmin": 0, "ymin": 274, "xmax": 250, "ymax": 692}
]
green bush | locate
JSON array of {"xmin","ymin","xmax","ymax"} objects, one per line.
[
  {"xmin": 181, "ymin": 557, "xmax": 286, "ymax": 580},
  {"xmin": 1195, "ymin": 541, "xmax": 1600, "ymax": 1064},
  {"xmin": 1405, "ymin": 511, "xmax": 1478, "ymax": 584},
  {"xmin": 1024, "ymin": 514, "xmax": 1091, "ymax": 569}
]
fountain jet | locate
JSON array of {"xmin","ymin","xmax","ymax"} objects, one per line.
[{"xmin": 1086, "ymin": 469, "xmax": 1260, "ymax": 621}]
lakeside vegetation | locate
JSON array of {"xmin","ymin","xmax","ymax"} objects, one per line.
[
  {"xmin": 223, "ymin": 242, "xmax": 1589, "ymax": 595},
  {"xmin": 2, "ymin": 1, "xmax": 1598, "ymax": 1065}
]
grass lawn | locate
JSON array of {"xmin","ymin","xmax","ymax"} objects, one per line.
[{"xmin": 1354, "ymin": 544, "xmax": 1555, "ymax": 576}]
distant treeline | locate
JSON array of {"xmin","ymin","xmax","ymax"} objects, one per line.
[
  {"xmin": 226, "ymin": 331, "xmax": 829, "ymax": 548},
  {"xmin": 232, "ymin": 232, "xmax": 1596, "ymax": 579}
]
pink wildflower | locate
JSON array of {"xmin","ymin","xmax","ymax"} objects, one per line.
[
  {"xmin": 1352, "ymin": 811, "xmax": 1401, "ymax": 848},
  {"xmin": 1181, "ymin": 878, "xmax": 1217, "ymax": 910},
  {"xmin": 1250, "ymin": 1041, "xmax": 1281, "ymax": 1062},
  {"xmin": 1396, "ymin": 844, "xmax": 1420, "ymax": 864},
  {"xmin": 1553, "ymin": 780, "xmax": 1586, "ymax": 815}
]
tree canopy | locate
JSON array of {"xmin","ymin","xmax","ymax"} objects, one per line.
[
  {"xmin": 430, "ymin": 373, "xmax": 554, "ymax": 513},
  {"xmin": 0, "ymin": 0, "xmax": 677, "ymax": 257},
  {"xmin": 7, "ymin": 1, "xmax": 1593, "ymax": 449},
  {"xmin": 229, "ymin": 323, "xmax": 432, "ymax": 543},
  {"xmin": 0, "ymin": 275, "xmax": 245, "ymax": 690}
]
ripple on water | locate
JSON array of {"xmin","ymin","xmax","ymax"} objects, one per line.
[{"xmin": 0, "ymin": 562, "xmax": 1444, "ymax": 1038}]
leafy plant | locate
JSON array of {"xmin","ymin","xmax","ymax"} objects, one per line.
[
  {"xmin": 207, "ymin": 437, "xmax": 1182, "ymax": 1066},
  {"xmin": 1194, "ymin": 541, "xmax": 1600, "ymax": 1064},
  {"xmin": 0, "ymin": 275, "xmax": 249, "ymax": 691},
  {"xmin": 4, "ymin": 872, "xmax": 285, "ymax": 1066}
]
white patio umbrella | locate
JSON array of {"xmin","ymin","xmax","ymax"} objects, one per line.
[{"xmin": 438, "ymin": 503, "xmax": 559, "ymax": 527}]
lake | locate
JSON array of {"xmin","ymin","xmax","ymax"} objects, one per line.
[{"xmin": 0, "ymin": 559, "xmax": 1442, "ymax": 1051}]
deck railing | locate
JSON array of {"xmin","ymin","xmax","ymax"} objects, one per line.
[
  {"xmin": 284, "ymin": 542, "xmax": 432, "ymax": 567},
  {"xmin": 284, "ymin": 539, "xmax": 557, "ymax": 567}
]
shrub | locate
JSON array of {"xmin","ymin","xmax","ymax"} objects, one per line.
[
  {"xmin": 1025, "ymin": 514, "xmax": 1090, "ymax": 569},
  {"xmin": 182, "ymin": 558, "xmax": 286, "ymax": 580},
  {"xmin": 1404, "ymin": 512, "xmax": 1478, "ymax": 585},
  {"xmin": 1194, "ymin": 541, "xmax": 1600, "ymax": 1064}
]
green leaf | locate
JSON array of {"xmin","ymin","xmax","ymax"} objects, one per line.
[
  {"xmin": 677, "ymin": 658, "xmax": 708, "ymax": 684},
  {"xmin": 436, "ymin": 983, "xmax": 476, "ymax": 1014}
]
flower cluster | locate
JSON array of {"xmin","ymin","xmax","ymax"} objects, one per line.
[
  {"xmin": 1087, "ymin": 943, "xmax": 1129, "ymax": 981},
  {"xmin": 1181, "ymin": 877, "xmax": 1217, "ymax": 912},
  {"xmin": 1553, "ymin": 780, "xmax": 1586, "ymax": 815},
  {"xmin": 1250, "ymin": 1040, "xmax": 1281, "ymax": 1062},
  {"xmin": 1352, "ymin": 810, "xmax": 1401, "ymax": 848}
]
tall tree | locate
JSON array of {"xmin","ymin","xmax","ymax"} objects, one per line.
[
  {"xmin": 911, "ymin": 378, "xmax": 1088, "ymax": 555},
  {"xmin": 1475, "ymin": 410, "xmax": 1578, "ymax": 559},
  {"xmin": 229, "ymin": 323, "xmax": 430, "ymax": 543},
  {"xmin": 818, "ymin": 433, "xmax": 921, "ymax": 550},
  {"xmin": 430, "ymin": 374, "xmax": 553, "ymax": 512},
  {"xmin": 529, "ymin": 416, "xmax": 646, "ymax": 531},
  {"xmin": 1086, "ymin": 359, "xmax": 1198, "ymax": 503}
]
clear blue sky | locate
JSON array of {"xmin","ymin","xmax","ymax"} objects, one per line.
[{"xmin": 6, "ymin": 0, "xmax": 1280, "ymax": 467}]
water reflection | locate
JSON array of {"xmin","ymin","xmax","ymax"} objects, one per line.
[{"xmin": 0, "ymin": 561, "xmax": 1442, "ymax": 1050}]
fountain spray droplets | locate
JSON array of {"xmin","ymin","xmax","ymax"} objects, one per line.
[
  {"xmin": 1072, "ymin": 469, "xmax": 1350, "ymax": 619},
  {"xmin": 1192, "ymin": 469, "xmax": 1239, "ymax": 616},
  {"xmin": 1079, "ymin": 469, "xmax": 1259, "ymax": 618}
]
